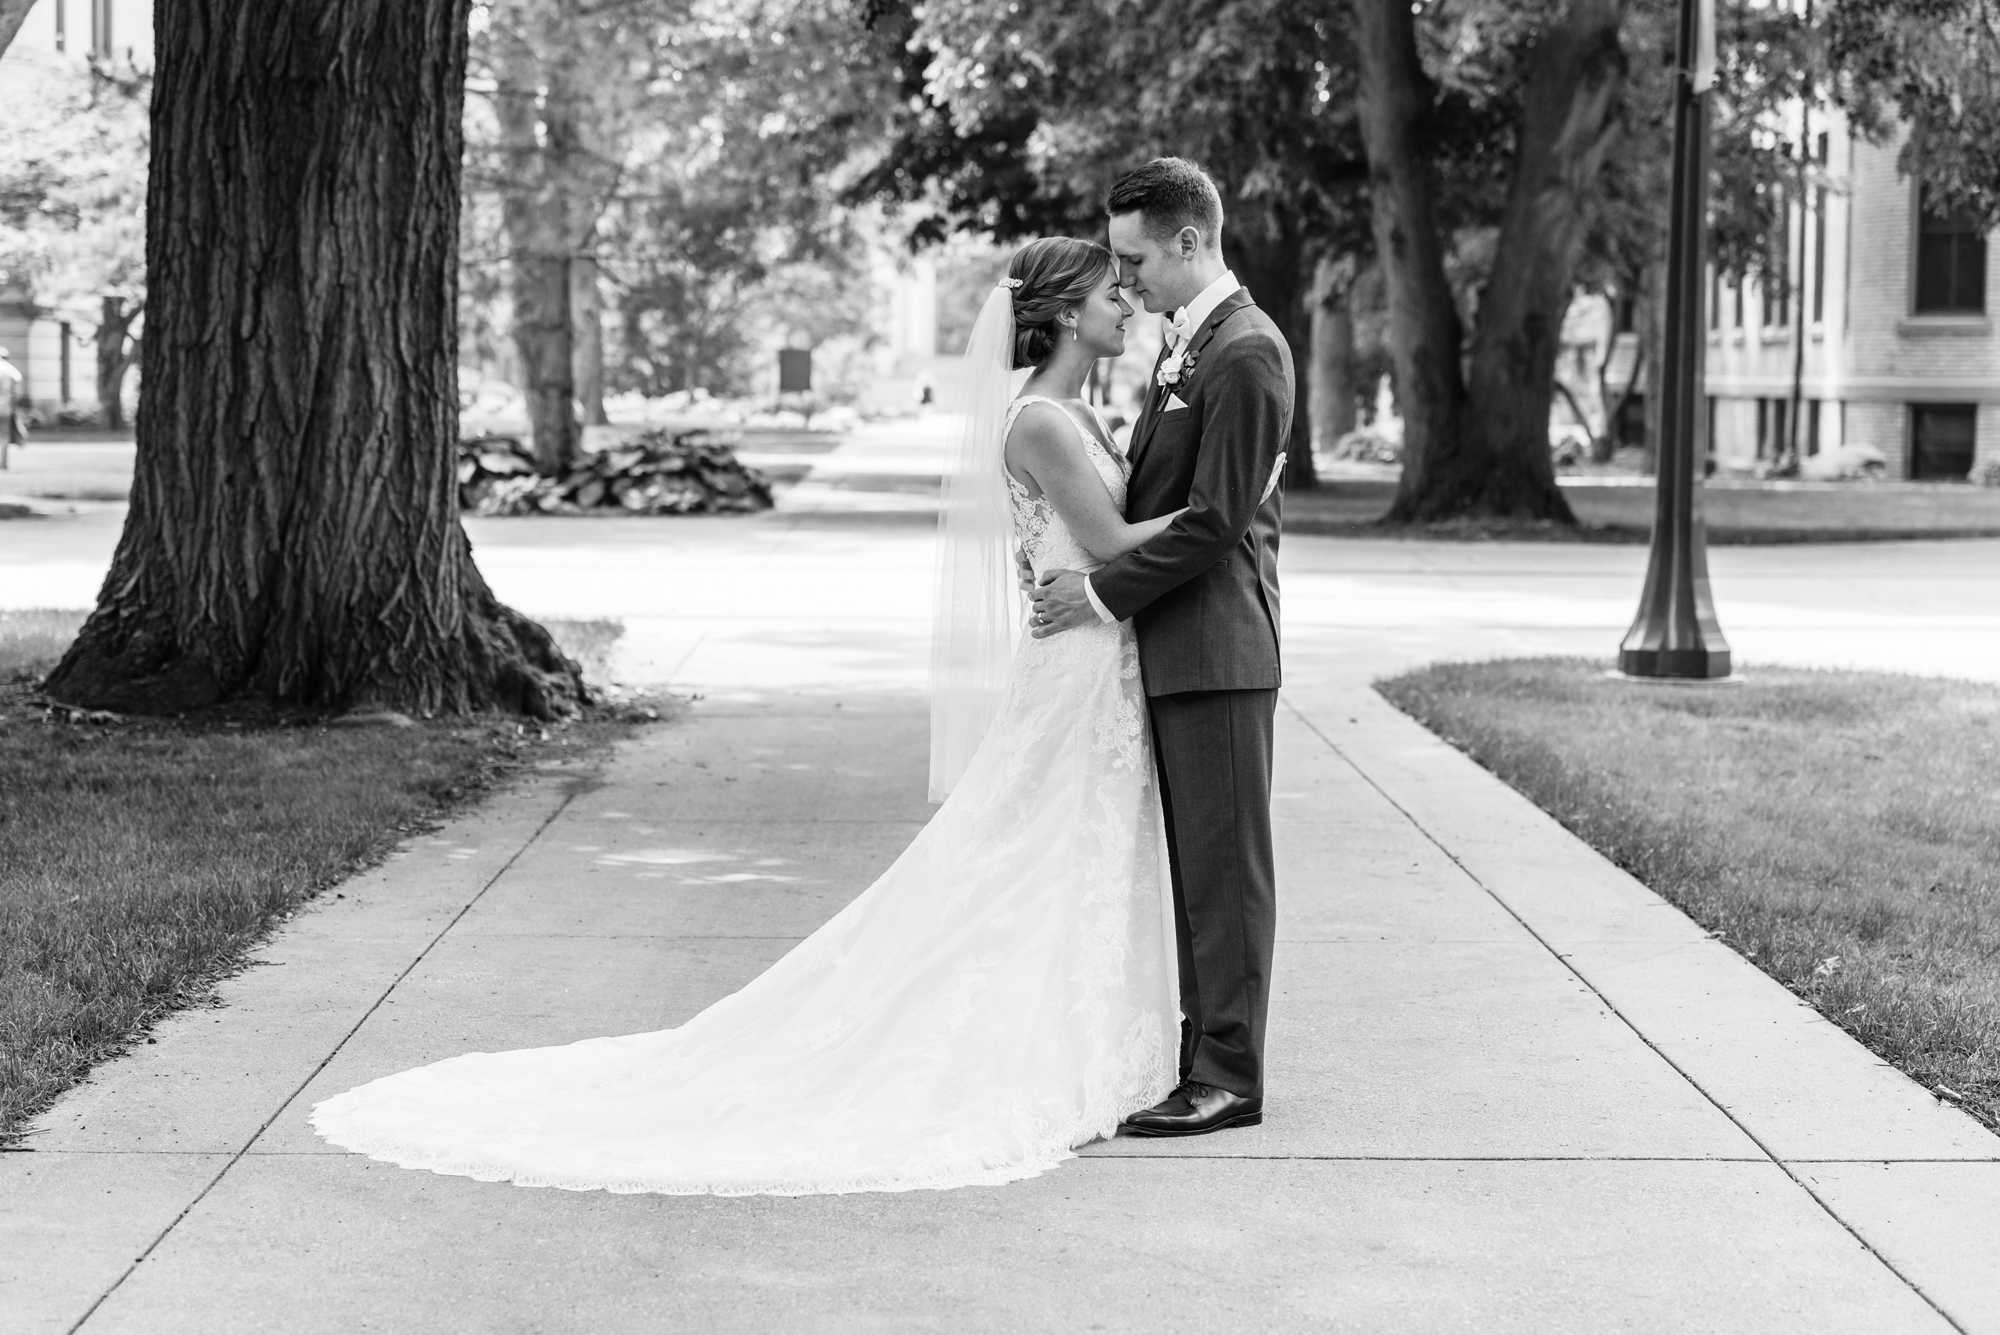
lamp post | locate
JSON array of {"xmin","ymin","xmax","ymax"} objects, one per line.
[{"xmin": 1618, "ymin": 0, "xmax": 1732, "ymax": 679}]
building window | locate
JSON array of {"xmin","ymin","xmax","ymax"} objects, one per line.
[
  {"xmin": 1805, "ymin": 398, "xmax": 1820, "ymax": 457},
  {"xmin": 1811, "ymin": 134, "xmax": 1829, "ymax": 323},
  {"xmin": 1708, "ymin": 268, "xmax": 1720, "ymax": 331},
  {"xmin": 59, "ymin": 322, "xmax": 72, "ymax": 403},
  {"xmin": 53, "ymin": 0, "xmax": 66, "ymax": 53},
  {"xmin": 1811, "ymin": 189, "xmax": 1828, "ymax": 323},
  {"xmin": 1910, "ymin": 404, "xmax": 1977, "ymax": 479},
  {"xmin": 1733, "ymin": 278, "xmax": 1745, "ymax": 329},
  {"xmin": 1614, "ymin": 294, "xmax": 1637, "ymax": 334},
  {"xmin": 1613, "ymin": 395, "xmax": 1647, "ymax": 449},
  {"xmin": 1762, "ymin": 195, "xmax": 1791, "ymax": 328},
  {"xmin": 1915, "ymin": 189, "xmax": 1987, "ymax": 315},
  {"xmin": 1754, "ymin": 398, "xmax": 1791, "ymax": 461}
]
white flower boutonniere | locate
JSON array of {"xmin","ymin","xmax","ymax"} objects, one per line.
[{"xmin": 1156, "ymin": 344, "xmax": 1202, "ymax": 390}]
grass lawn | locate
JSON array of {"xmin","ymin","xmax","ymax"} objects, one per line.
[
  {"xmin": 0, "ymin": 609, "xmax": 651, "ymax": 1143},
  {"xmin": 1286, "ymin": 478, "xmax": 2000, "ymax": 543},
  {"xmin": 1378, "ymin": 659, "xmax": 2000, "ymax": 1130}
]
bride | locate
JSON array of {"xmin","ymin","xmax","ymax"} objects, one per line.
[{"xmin": 311, "ymin": 237, "xmax": 1183, "ymax": 1194}]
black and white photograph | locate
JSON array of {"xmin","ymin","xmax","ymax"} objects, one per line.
[{"xmin": 1, "ymin": 0, "xmax": 1997, "ymax": 1329}]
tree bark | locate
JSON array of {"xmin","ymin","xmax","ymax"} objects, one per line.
[
  {"xmin": 0, "ymin": 0, "xmax": 35, "ymax": 62},
  {"xmin": 46, "ymin": 0, "xmax": 583, "ymax": 720},
  {"xmin": 572, "ymin": 252, "xmax": 609, "ymax": 426},
  {"xmin": 93, "ymin": 296, "xmax": 140, "ymax": 432},
  {"xmin": 1307, "ymin": 255, "xmax": 1359, "ymax": 451},
  {"xmin": 1224, "ymin": 211, "xmax": 1317, "ymax": 490},
  {"xmin": 494, "ymin": 5, "xmax": 579, "ymax": 474},
  {"xmin": 1452, "ymin": 0, "xmax": 1626, "ymax": 522},
  {"xmin": 1351, "ymin": 0, "xmax": 1468, "ymax": 522}
]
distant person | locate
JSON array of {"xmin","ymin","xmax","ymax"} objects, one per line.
[
  {"xmin": 0, "ymin": 346, "xmax": 23, "ymax": 468},
  {"xmin": 913, "ymin": 369, "xmax": 937, "ymax": 410}
]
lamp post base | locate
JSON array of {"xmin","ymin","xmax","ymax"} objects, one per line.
[{"xmin": 1616, "ymin": 645, "xmax": 1733, "ymax": 679}]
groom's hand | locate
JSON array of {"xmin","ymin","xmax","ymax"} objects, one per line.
[{"xmin": 1029, "ymin": 569, "xmax": 1098, "ymax": 638}]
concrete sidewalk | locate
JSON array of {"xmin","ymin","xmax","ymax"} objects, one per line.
[
  {"xmin": 8, "ymin": 678, "xmax": 1997, "ymax": 1332},
  {"xmin": 6, "ymin": 422, "xmax": 2000, "ymax": 1331}
]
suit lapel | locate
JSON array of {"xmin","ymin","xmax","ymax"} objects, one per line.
[
  {"xmin": 1127, "ymin": 288, "xmax": 1256, "ymax": 475},
  {"xmin": 1184, "ymin": 288, "xmax": 1254, "ymax": 365},
  {"xmin": 1126, "ymin": 346, "xmax": 1172, "ymax": 472}
]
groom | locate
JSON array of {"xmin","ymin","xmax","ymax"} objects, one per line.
[{"xmin": 1031, "ymin": 157, "xmax": 1293, "ymax": 1137}]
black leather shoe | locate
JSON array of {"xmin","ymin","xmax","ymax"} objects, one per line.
[{"xmin": 1120, "ymin": 1081, "xmax": 1263, "ymax": 1137}]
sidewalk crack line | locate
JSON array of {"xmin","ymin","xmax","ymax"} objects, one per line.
[
  {"xmin": 1284, "ymin": 694, "xmax": 1970, "ymax": 1335},
  {"xmin": 64, "ymin": 781, "xmax": 580, "ymax": 1335}
]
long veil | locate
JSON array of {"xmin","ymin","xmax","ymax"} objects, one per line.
[{"xmin": 928, "ymin": 285, "xmax": 1025, "ymax": 802}]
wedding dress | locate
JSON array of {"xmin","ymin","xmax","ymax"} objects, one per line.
[{"xmin": 310, "ymin": 395, "xmax": 1179, "ymax": 1195}]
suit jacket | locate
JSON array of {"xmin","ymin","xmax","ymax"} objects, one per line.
[{"xmin": 1091, "ymin": 288, "xmax": 1294, "ymax": 697}]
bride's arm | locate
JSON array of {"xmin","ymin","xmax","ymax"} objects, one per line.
[{"xmin": 1005, "ymin": 404, "xmax": 1186, "ymax": 563}]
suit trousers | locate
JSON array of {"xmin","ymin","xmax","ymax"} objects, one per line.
[{"xmin": 1148, "ymin": 687, "xmax": 1278, "ymax": 1099}]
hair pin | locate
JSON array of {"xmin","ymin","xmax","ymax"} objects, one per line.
[{"xmin": 998, "ymin": 278, "xmax": 1024, "ymax": 290}]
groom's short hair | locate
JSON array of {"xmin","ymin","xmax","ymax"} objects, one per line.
[{"xmin": 1106, "ymin": 158, "xmax": 1224, "ymax": 251}]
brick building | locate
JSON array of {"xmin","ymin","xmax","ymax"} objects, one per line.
[{"xmin": 1704, "ymin": 112, "xmax": 1998, "ymax": 479}]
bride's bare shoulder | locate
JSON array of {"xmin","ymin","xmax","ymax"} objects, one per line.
[{"xmin": 1005, "ymin": 398, "xmax": 1077, "ymax": 451}]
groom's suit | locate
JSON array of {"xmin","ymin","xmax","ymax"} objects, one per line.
[{"xmin": 1089, "ymin": 285, "xmax": 1293, "ymax": 1100}]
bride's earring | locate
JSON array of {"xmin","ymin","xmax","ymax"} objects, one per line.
[{"xmin": 1069, "ymin": 323, "xmax": 1079, "ymax": 342}]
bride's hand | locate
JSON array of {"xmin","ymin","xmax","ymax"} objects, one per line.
[{"xmin": 1015, "ymin": 545, "xmax": 1035, "ymax": 594}]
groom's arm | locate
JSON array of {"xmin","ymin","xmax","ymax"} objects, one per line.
[{"xmin": 1087, "ymin": 335, "xmax": 1291, "ymax": 623}]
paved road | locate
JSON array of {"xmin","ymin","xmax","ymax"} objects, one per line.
[
  {"xmin": 5, "ymin": 425, "xmax": 1999, "ymax": 1332},
  {"xmin": 8, "ymin": 425, "xmax": 2000, "ymax": 689}
]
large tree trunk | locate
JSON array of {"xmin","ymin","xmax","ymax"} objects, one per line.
[
  {"xmin": 0, "ymin": 0, "xmax": 34, "ymax": 62},
  {"xmin": 1225, "ymin": 212, "xmax": 1318, "ymax": 490},
  {"xmin": 1453, "ymin": 0, "xmax": 1627, "ymax": 522},
  {"xmin": 1308, "ymin": 255, "xmax": 1359, "ymax": 451},
  {"xmin": 94, "ymin": 296, "xmax": 140, "ymax": 431},
  {"xmin": 1351, "ymin": 0, "xmax": 1468, "ymax": 522},
  {"xmin": 46, "ymin": 0, "xmax": 583, "ymax": 720}
]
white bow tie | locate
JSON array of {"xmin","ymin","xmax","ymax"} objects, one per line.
[{"xmin": 1165, "ymin": 310, "xmax": 1193, "ymax": 352}]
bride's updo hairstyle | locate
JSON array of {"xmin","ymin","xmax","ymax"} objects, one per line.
[{"xmin": 1005, "ymin": 237, "xmax": 1114, "ymax": 370}]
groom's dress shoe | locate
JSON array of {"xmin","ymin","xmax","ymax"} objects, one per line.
[{"xmin": 1120, "ymin": 1081, "xmax": 1262, "ymax": 1137}]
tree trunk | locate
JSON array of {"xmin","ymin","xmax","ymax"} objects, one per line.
[
  {"xmin": 94, "ymin": 296, "xmax": 140, "ymax": 431},
  {"xmin": 46, "ymin": 0, "xmax": 583, "ymax": 720},
  {"xmin": 495, "ymin": 8, "xmax": 579, "ymax": 474},
  {"xmin": 1351, "ymin": 0, "xmax": 1468, "ymax": 522},
  {"xmin": 572, "ymin": 253, "xmax": 608, "ymax": 426},
  {"xmin": 1224, "ymin": 211, "xmax": 1317, "ymax": 490},
  {"xmin": 0, "ymin": 0, "xmax": 35, "ymax": 62},
  {"xmin": 511, "ymin": 247, "xmax": 576, "ymax": 470},
  {"xmin": 1308, "ymin": 255, "xmax": 1359, "ymax": 451},
  {"xmin": 1447, "ymin": 1, "xmax": 1626, "ymax": 522}
]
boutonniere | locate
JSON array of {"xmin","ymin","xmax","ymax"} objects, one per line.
[{"xmin": 1156, "ymin": 344, "xmax": 1202, "ymax": 390}]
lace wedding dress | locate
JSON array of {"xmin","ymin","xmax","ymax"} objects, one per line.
[{"xmin": 311, "ymin": 396, "xmax": 1178, "ymax": 1195}]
